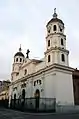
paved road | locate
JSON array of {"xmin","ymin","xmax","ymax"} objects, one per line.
[{"xmin": 0, "ymin": 108, "xmax": 79, "ymax": 119}]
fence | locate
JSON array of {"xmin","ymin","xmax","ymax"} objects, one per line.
[{"xmin": 10, "ymin": 98, "xmax": 56, "ymax": 112}]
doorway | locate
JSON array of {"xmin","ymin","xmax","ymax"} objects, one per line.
[
  {"xmin": 22, "ymin": 89, "xmax": 25, "ymax": 99},
  {"xmin": 21, "ymin": 89, "xmax": 25, "ymax": 107},
  {"xmin": 35, "ymin": 89, "xmax": 40, "ymax": 110},
  {"xmin": 14, "ymin": 94, "xmax": 16, "ymax": 108}
]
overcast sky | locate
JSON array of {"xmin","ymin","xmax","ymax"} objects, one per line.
[{"xmin": 0, "ymin": 0, "xmax": 79, "ymax": 80}]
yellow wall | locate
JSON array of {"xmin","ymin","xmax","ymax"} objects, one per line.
[{"xmin": 0, "ymin": 90, "xmax": 9, "ymax": 100}]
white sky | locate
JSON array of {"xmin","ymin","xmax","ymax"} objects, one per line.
[{"xmin": 0, "ymin": 0, "xmax": 79, "ymax": 80}]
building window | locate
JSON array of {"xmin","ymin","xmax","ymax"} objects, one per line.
[
  {"xmin": 20, "ymin": 58, "xmax": 22, "ymax": 62},
  {"xmin": 39, "ymin": 80, "xmax": 41, "ymax": 84},
  {"xmin": 48, "ymin": 40, "xmax": 50, "ymax": 47},
  {"xmin": 60, "ymin": 28, "xmax": 62, "ymax": 32},
  {"xmin": 16, "ymin": 58, "xmax": 18, "ymax": 62},
  {"xmin": 53, "ymin": 25, "xmax": 57, "ymax": 31},
  {"xmin": 34, "ymin": 80, "xmax": 41, "ymax": 86},
  {"xmin": 21, "ymin": 83, "xmax": 26, "ymax": 88},
  {"xmin": 48, "ymin": 29, "xmax": 50, "ymax": 33},
  {"xmin": 61, "ymin": 54, "xmax": 65, "ymax": 62},
  {"xmin": 16, "ymin": 72, "xmax": 19, "ymax": 76},
  {"xmin": 37, "ymin": 80, "xmax": 38, "ymax": 84},
  {"xmin": 24, "ymin": 69, "xmax": 27, "ymax": 75},
  {"xmin": 14, "ymin": 59, "xmax": 15, "ymax": 62},
  {"xmin": 34, "ymin": 81, "xmax": 36, "ymax": 86},
  {"xmin": 61, "ymin": 38, "xmax": 64, "ymax": 45},
  {"xmin": 47, "ymin": 26, "xmax": 51, "ymax": 33},
  {"xmin": 48, "ymin": 55, "xmax": 50, "ymax": 62}
]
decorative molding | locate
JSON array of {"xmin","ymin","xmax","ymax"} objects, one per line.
[
  {"xmin": 44, "ymin": 47, "xmax": 69, "ymax": 54},
  {"xmin": 10, "ymin": 63, "xmax": 74, "ymax": 86},
  {"xmin": 21, "ymin": 83, "xmax": 26, "ymax": 88},
  {"xmin": 46, "ymin": 33, "xmax": 66, "ymax": 39}
]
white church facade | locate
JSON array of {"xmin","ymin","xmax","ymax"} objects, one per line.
[{"xmin": 9, "ymin": 9, "xmax": 74, "ymax": 109}]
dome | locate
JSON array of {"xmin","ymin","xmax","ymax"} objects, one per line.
[
  {"xmin": 46, "ymin": 8, "xmax": 64, "ymax": 27},
  {"xmin": 14, "ymin": 52, "xmax": 24, "ymax": 57},
  {"xmin": 46, "ymin": 18, "xmax": 64, "ymax": 27},
  {"xmin": 14, "ymin": 45, "xmax": 25, "ymax": 57}
]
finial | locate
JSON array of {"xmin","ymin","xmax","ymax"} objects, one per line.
[
  {"xmin": 54, "ymin": 8, "xmax": 56, "ymax": 14},
  {"xmin": 19, "ymin": 44, "xmax": 22, "ymax": 52},
  {"xmin": 53, "ymin": 8, "xmax": 57, "ymax": 18}
]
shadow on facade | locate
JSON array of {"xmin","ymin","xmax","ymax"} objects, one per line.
[
  {"xmin": 10, "ymin": 98, "xmax": 56, "ymax": 112},
  {"xmin": 0, "ymin": 99, "xmax": 9, "ymax": 108}
]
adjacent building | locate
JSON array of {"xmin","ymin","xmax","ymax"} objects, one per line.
[
  {"xmin": 73, "ymin": 69, "xmax": 79, "ymax": 105},
  {"xmin": 0, "ymin": 80, "xmax": 10, "ymax": 100}
]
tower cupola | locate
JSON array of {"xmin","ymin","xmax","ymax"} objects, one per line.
[
  {"xmin": 14, "ymin": 45, "xmax": 24, "ymax": 58},
  {"xmin": 46, "ymin": 8, "xmax": 64, "ymax": 28},
  {"xmin": 14, "ymin": 45, "xmax": 25, "ymax": 63}
]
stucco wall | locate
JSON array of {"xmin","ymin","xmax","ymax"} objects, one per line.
[
  {"xmin": 55, "ymin": 70, "xmax": 74, "ymax": 105},
  {"xmin": 44, "ymin": 68, "xmax": 74, "ymax": 105}
]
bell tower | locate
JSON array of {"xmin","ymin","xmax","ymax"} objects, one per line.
[{"xmin": 45, "ymin": 8, "xmax": 69, "ymax": 66}]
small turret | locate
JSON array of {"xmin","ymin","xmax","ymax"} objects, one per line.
[{"xmin": 11, "ymin": 45, "xmax": 25, "ymax": 81}]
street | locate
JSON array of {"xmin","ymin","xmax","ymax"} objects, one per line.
[{"xmin": 0, "ymin": 108, "xmax": 79, "ymax": 119}]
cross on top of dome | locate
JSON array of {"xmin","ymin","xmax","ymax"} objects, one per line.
[
  {"xmin": 19, "ymin": 44, "xmax": 22, "ymax": 52},
  {"xmin": 53, "ymin": 8, "xmax": 58, "ymax": 19}
]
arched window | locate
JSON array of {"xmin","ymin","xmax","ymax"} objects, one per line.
[
  {"xmin": 20, "ymin": 58, "xmax": 22, "ymax": 62},
  {"xmin": 48, "ymin": 55, "xmax": 50, "ymax": 62},
  {"xmin": 24, "ymin": 69, "xmax": 27, "ymax": 75},
  {"xmin": 53, "ymin": 25, "xmax": 57, "ymax": 31},
  {"xmin": 34, "ymin": 81, "xmax": 36, "ymax": 86},
  {"xmin": 61, "ymin": 54, "xmax": 65, "ymax": 62},
  {"xmin": 39, "ymin": 80, "xmax": 41, "ymax": 84},
  {"xmin": 16, "ymin": 72, "xmax": 19, "ymax": 76},
  {"xmin": 60, "ymin": 28, "xmax": 62, "ymax": 32},
  {"xmin": 61, "ymin": 38, "xmax": 64, "ymax": 45},
  {"xmin": 48, "ymin": 40, "xmax": 50, "ymax": 47},
  {"xmin": 16, "ymin": 58, "xmax": 18, "ymax": 62}
]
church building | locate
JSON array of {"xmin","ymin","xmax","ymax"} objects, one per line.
[{"xmin": 9, "ymin": 9, "xmax": 74, "ymax": 110}]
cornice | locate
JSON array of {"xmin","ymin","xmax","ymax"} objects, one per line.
[
  {"xmin": 44, "ymin": 47, "xmax": 69, "ymax": 54},
  {"xmin": 46, "ymin": 33, "xmax": 66, "ymax": 39},
  {"xmin": 10, "ymin": 63, "xmax": 74, "ymax": 86}
]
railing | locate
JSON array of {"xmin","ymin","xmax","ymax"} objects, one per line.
[{"xmin": 10, "ymin": 98, "xmax": 56, "ymax": 112}]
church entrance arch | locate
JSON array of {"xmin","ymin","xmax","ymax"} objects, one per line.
[
  {"xmin": 35, "ymin": 89, "xmax": 40, "ymax": 110},
  {"xmin": 22, "ymin": 89, "xmax": 25, "ymax": 99}
]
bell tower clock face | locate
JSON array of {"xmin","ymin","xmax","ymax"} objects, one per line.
[{"xmin": 47, "ymin": 26, "xmax": 51, "ymax": 33}]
